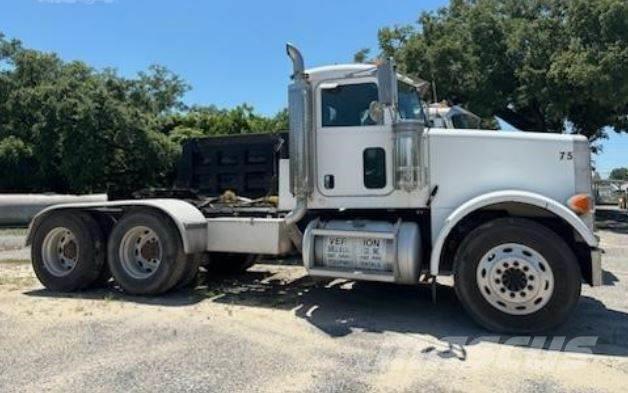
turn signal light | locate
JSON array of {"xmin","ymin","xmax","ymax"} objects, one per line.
[{"xmin": 567, "ymin": 194, "xmax": 592, "ymax": 215}]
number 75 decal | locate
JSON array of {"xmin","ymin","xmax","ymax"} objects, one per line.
[{"xmin": 559, "ymin": 151, "xmax": 573, "ymax": 160}]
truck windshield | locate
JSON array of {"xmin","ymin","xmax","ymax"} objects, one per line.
[{"xmin": 398, "ymin": 82, "xmax": 426, "ymax": 122}]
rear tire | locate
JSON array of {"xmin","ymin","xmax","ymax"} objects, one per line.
[
  {"xmin": 175, "ymin": 253, "xmax": 203, "ymax": 289},
  {"xmin": 31, "ymin": 211, "xmax": 105, "ymax": 292},
  {"xmin": 87, "ymin": 214, "xmax": 116, "ymax": 288},
  {"xmin": 206, "ymin": 252, "xmax": 258, "ymax": 275},
  {"xmin": 90, "ymin": 263, "xmax": 113, "ymax": 288},
  {"xmin": 107, "ymin": 210, "xmax": 187, "ymax": 295},
  {"xmin": 453, "ymin": 217, "xmax": 581, "ymax": 333}
]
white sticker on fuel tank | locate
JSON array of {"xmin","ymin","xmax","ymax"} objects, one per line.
[
  {"xmin": 322, "ymin": 237, "xmax": 353, "ymax": 268},
  {"xmin": 356, "ymin": 238, "xmax": 390, "ymax": 271}
]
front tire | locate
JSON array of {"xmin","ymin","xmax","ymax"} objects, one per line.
[{"xmin": 453, "ymin": 218, "xmax": 581, "ymax": 333}]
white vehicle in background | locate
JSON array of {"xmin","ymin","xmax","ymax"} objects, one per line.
[
  {"xmin": 594, "ymin": 179, "xmax": 626, "ymax": 205},
  {"xmin": 427, "ymin": 102, "xmax": 483, "ymax": 129},
  {"xmin": 26, "ymin": 44, "xmax": 602, "ymax": 333}
]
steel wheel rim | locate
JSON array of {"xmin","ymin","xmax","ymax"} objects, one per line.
[
  {"xmin": 42, "ymin": 227, "xmax": 79, "ymax": 277},
  {"xmin": 476, "ymin": 243, "xmax": 554, "ymax": 315},
  {"xmin": 119, "ymin": 226, "xmax": 162, "ymax": 280}
]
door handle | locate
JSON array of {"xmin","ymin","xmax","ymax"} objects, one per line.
[{"xmin": 324, "ymin": 174, "xmax": 335, "ymax": 189}]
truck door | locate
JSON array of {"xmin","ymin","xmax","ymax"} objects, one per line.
[{"xmin": 315, "ymin": 79, "xmax": 393, "ymax": 197}]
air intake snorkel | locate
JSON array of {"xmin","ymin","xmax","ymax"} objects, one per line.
[{"xmin": 377, "ymin": 58, "xmax": 424, "ymax": 191}]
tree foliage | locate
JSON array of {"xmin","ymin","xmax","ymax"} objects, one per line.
[
  {"xmin": 353, "ymin": 48, "xmax": 371, "ymax": 63},
  {"xmin": 0, "ymin": 33, "xmax": 287, "ymax": 197},
  {"xmin": 377, "ymin": 0, "xmax": 627, "ymax": 141},
  {"xmin": 157, "ymin": 104, "xmax": 288, "ymax": 139},
  {"xmin": 610, "ymin": 167, "xmax": 628, "ymax": 181}
]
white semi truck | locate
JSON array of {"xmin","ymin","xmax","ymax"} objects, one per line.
[{"xmin": 26, "ymin": 45, "xmax": 602, "ymax": 333}]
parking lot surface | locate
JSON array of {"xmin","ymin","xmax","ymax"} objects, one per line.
[{"xmin": 0, "ymin": 208, "xmax": 627, "ymax": 392}]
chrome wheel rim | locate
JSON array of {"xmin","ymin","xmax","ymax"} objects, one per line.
[
  {"xmin": 476, "ymin": 243, "xmax": 554, "ymax": 315},
  {"xmin": 119, "ymin": 226, "xmax": 162, "ymax": 280},
  {"xmin": 42, "ymin": 227, "xmax": 79, "ymax": 277}
]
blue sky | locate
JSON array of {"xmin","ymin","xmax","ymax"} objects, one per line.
[{"xmin": 1, "ymin": 0, "xmax": 626, "ymax": 177}]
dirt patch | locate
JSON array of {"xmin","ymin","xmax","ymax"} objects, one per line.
[{"xmin": 0, "ymin": 260, "xmax": 36, "ymax": 291}]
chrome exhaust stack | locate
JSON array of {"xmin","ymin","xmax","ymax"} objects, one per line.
[
  {"xmin": 286, "ymin": 43, "xmax": 305, "ymax": 80},
  {"xmin": 284, "ymin": 43, "xmax": 313, "ymax": 248}
]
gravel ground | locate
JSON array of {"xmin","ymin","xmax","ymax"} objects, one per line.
[{"xmin": 0, "ymin": 209, "xmax": 626, "ymax": 392}]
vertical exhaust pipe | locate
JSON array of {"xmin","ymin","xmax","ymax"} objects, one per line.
[
  {"xmin": 283, "ymin": 43, "xmax": 311, "ymax": 250},
  {"xmin": 286, "ymin": 43, "xmax": 305, "ymax": 79}
]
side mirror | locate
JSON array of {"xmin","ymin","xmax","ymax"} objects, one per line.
[
  {"xmin": 377, "ymin": 57, "xmax": 398, "ymax": 107},
  {"xmin": 368, "ymin": 101, "xmax": 384, "ymax": 124}
]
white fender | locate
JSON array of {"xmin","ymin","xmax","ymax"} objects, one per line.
[
  {"xmin": 429, "ymin": 190, "xmax": 598, "ymax": 276},
  {"xmin": 25, "ymin": 199, "xmax": 207, "ymax": 254}
]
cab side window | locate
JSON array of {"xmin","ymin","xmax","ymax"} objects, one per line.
[
  {"xmin": 363, "ymin": 148, "xmax": 386, "ymax": 189},
  {"xmin": 321, "ymin": 83, "xmax": 378, "ymax": 127}
]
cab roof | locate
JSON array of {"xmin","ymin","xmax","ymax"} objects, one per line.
[
  {"xmin": 305, "ymin": 64, "xmax": 376, "ymax": 82},
  {"xmin": 304, "ymin": 63, "xmax": 426, "ymax": 89}
]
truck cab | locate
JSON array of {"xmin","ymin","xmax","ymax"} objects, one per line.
[
  {"xmin": 25, "ymin": 44, "xmax": 601, "ymax": 333},
  {"xmin": 286, "ymin": 62, "xmax": 431, "ymax": 208}
]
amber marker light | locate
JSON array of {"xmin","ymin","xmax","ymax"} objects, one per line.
[{"xmin": 567, "ymin": 193, "xmax": 593, "ymax": 215}]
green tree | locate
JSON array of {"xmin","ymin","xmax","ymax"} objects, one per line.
[
  {"xmin": 353, "ymin": 48, "xmax": 371, "ymax": 63},
  {"xmin": 130, "ymin": 64, "xmax": 190, "ymax": 115},
  {"xmin": 0, "ymin": 136, "xmax": 34, "ymax": 190},
  {"xmin": 158, "ymin": 105, "xmax": 287, "ymax": 137},
  {"xmin": 377, "ymin": 0, "xmax": 628, "ymax": 141},
  {"xmin": 0, "ymin": 32, "xmax": 288, "ymax": 196},
  {"xmin": 609, "ymin": 167, "xmax": 628, "ymax": 180},
  {"xmin": 0, "ymin": 34, "xmax": 180, "ymax": 196}
]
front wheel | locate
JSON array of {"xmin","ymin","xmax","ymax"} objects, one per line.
[{"xmin": 453, "ymin": 218, "xmax": 581, "ymax": 333}]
